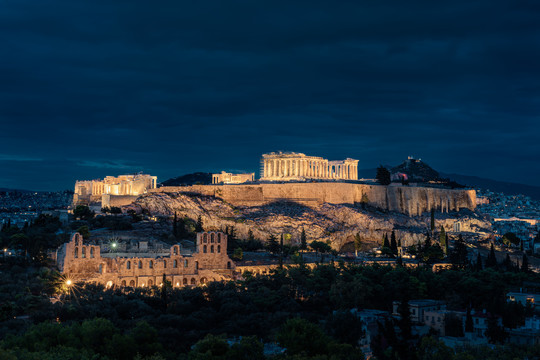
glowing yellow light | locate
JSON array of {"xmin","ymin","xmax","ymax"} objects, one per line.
[
  {"xmin": 3, "ymin": 248, "xmax": 6, "ymax": 252},
  {"xmin": 66, "ymin": 279, "xmax": 72, "ymax": 286},
  {"xmin": 112, "ymin": 243, "xmax": 117, "ymax": 248}
]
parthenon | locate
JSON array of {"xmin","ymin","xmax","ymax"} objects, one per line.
[{"xmin": 260, "ymin": 152, "xmax": 359, "ymax": 181}]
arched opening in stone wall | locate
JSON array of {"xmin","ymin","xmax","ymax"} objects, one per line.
[
  {"xmin": 149, "ymin": 260, "xmax": 153, "ymax": 269},
  {"xmin": 218, "ymin": 233, "xmax": 221, "ymax": 243},
  {"xmin": 211, "ymin": 245, "xmax": 214, "ymax": 253},
  {"xmin": 148, "ymin": 279, "xmax": 153, "ymax": 286},
  {"xmin": 74, "ymin": 247, "xmax": 78, "ymax": 258},
  {"xmin": 106, "ymin": 281, "xmax": 113, "ymax": 288},
  {"xmin": 195, "ymin": 261, "xmax": 199, "ymax": 270},
  {"xmin": 183, "ymin": 278, "xmax": 187, "ymax": 285},
  {"xmin": 121, "ymin": 280, "xmax": 126, "ymax": 287},
  {"xmin": 90, "ymin": 248, "xmax": 94, "ymax": 258},
  {"xmin": 190, "ymin": 278, "xmax": 196, "ymax": 285},
  {"xmin": 173, "ymin": 246, "xmax": 179, "ymax": 255},
  {"xmin": 211, "ymin": 233, "xmax": 215, "ymax": 243},
  {"xmin": 174, "ymin": 260, "xmax": 178, "ymax": 268},
  {"xmin": 138, "ymin": 261, "xmax": 143, "ymax": 269},
  {"xmin": 200, "ymin": 277, "xmax": 207, "ymax": 284},
  {"xmin": 227, "ymin": 261, "xmax": 231, "ymax": 269},
  {"xmin": 203, "ymin": 233, "xmax": 208, "ymax": 243},
  {"xmin": 217, "ymin": 245, "xmax": 221, "ymax": 253},
  {"xmin": 81, "ymin": 247, "xmax": 86, "ymax": 258},
  {"xmin": 129, "ymin": 280, "xmax": 135, "ymax": 287},
  {"xmin": 163, "ymin": 260, "xmax": 167, "ymax": 268},
  {"xmin": 203, "ymin": 245, "xmax": 207, "ymax": 253},
  {"xmin": 184, "ymin": 259, "xmax": 188, "ymax": 267},
  {"xmin": 99, "ymin": 264, "xmax": 103, "ymax": 274},
  {"xmin": 126, "ymin": 261, "xmax": 131, "ymax": 269}
]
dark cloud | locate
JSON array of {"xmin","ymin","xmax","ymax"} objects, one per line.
[{"xmin": 0, "ymin": 0, "xmax": 539, "ymax": 190}]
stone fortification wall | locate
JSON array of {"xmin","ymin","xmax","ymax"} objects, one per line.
[
  {"xmin": 150, "ymin": 183, "xmax": 475, "ymax": 216},
  {"xmin": 102, "ymin": 194, "xmax": 140, "ymax": 208}
]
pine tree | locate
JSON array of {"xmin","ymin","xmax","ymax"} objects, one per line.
[
  {"xmin": 376, "ymin": 166, "xmax": 391, "ymax": 185},
  {"xmin": 195, "ymin": 215, "xmax": 204, "ymax": 232},
  {"xmin": 247, "ymin": 229, "xmax": 255, "ymax": 241},
  {"xmin": 390, "ymin": 230, "xmax": 398, "ymax": 255},
  {"xmin": 300, "ymin": 228, "xmax": 307, "ymax": 250},
  {"xmin": 430, "ymin": 209, "xmax": 435, "ymax": 232},
  {"xmin": 521, "ymin": 254, "xmax": 529, "ymax": 273}
]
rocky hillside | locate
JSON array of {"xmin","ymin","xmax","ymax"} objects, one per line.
[{"xmin": 124, "ymin": 190, "xmax": 491, "ymax": 251}]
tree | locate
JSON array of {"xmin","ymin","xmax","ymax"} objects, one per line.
[
  {"xmin": 390, "ymin": 230, "xmax": 398, "ymax": 255},
  {"xmin": 354, "ymin": 233, "xmax": 362, "ymax": 257},
  {"xmin": 247, "ymin": 229, "xmax": 255, "ymax": 242},
  {"xmin": 397, "ymin": 295, "xmax": 412, "ymax": 341},
  {"xmin": 173, "ymin": 212, "xmax": 178, "ymax": 238},
  {"xmin": 276, "ymin": 318, "xmax": 329, "ymax": 356},
  {"xmin": 300, "ymin": 228, "xmax": 307, "ymax": 250},
  {"xmin": 521, "ymin": 253, "xmax": 529, "ymax": 273},
  {"xmin": 502, "ymin": 232, "xmax": 520, "ymax": 246},
  {"xmin": 475, "ymin": 253, "xmax": 483, "ymax": 271},
  {"xmin": 486, "ymin": 316, "xmax": 507, "ymax": 344},
  {"xmin": 485, "ymin": 243, "xmax": 498, "ymax": 268},
  {"xmin": 439, "ymin": 226, "xmax": 447, "ymax": 254},
  {"xmin": 376, "ymin": 166, "xmax": 391, "ymax": 185},
  {"xmin": 195, "ymin": 215, "xmax": 203, "ymax": 232},
  {"xmin": 73, "ymin": 205, "xmax": 94, "ymax": 220},
  {"xmin": 76, "ymin": 225, "xmax": 91, "ymax": 240},
  {"xmin": 450, "ymin": 235, "xmax": 468, "ymax": 268},
  {"xmin": 430, "ymin": 209, "xmax": 435, "ymax": 232},
  {"xmin": 465, "ymin": 307, "xmax": 474, "ymax": 333},
  {"xmin": 232, "ymin": 248, "xmax": 243, "ymax": 261},
  {"xmin": 310, "ymin": 241, "xmax": 332, "ymax": 262},
  {"xmin": 266, "ymin": 234, "xmax": 280, "ymax": 254}
]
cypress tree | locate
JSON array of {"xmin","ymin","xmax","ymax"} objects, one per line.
[
  {"xmin": 430, "ymin": 209, "xmax": 435, "ymax": 232},
  {"xmin": 486, "ymin": 243, "xmax": 498, "ymax": 268},
  {"xmin": 279, "ymin": 234, "xmax": 284, "ymax": 269},
  {"xmin": 247, "ymin": 229, "xmax": 255, "ymax": 241},
  {"xmin": 173, "ymin": 212, "xmax": 178, "ymax": 238},
  {"xmin": 476, "ymin": 253, "xmax": 483, "ymax": 271},
  {"xmin": 382, "ymin": 233, "xmax": 390, "ymax": 249},
  {"xmin": 390, "ymin": 230, "xmax": 398, "ymax": 255},
  {"xmin": 195, "ymin": 215, "xmax": 204, "ymax": 232},
  {"xmin": 465, "ymin": 307, "xmax": 474, "ymax": 333},
  {"xmin": 439, "ymin": 226, "xmax": 447, "ymax": 254},
  {"xmin": 504, "ymin": 253, "xmax": 513, "ymax": 272},
  {"xmin": 300, "ymin": 228, "xmax": 307, "ymax": 250},
  {"xmin": 522, "ymin": 254, "xmax": 529, "ymax": 273}
]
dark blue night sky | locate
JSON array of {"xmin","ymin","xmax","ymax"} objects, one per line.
[{"xmin": 1, "ymin": 1, "xmax": 539, "ymax": 191}]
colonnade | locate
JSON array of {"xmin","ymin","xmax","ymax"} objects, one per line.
[{"xmin": 262, "ymin": 156, "xmax": 358, "ymax": 180}]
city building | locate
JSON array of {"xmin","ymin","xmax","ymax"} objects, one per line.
[
  {"xmin": 56, "ymin": 231, "xmax": 235, "ymax": 288},
  {"xmin": 212, "ymin": 171, "xmax": 255, "ymax": 184},
  {"xmin": 392, "ymin": 299, "xmax": 447, "ymax": 323},
  {"xmin": 260, "ymin": 152, "xmax": 358, "ymax": 181}
]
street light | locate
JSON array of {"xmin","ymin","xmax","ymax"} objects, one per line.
[{"xmin": 66, "ymin": 279, "xmax": 72, "ymax": 286}]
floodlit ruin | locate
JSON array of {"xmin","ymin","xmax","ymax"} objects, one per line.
[{"xmin": 56, "ymin": 231, "xmax": 235, "ymax": 288}]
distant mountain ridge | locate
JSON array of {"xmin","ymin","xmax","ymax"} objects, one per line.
[
  {"xmin": 160, "ymin": 172, "xmax": 212, "ymax": 186},
  {"xmin": 439, "ymin": 173, "xmax": 540, "ymax": 200}
]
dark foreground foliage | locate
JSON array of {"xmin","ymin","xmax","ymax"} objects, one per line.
[{"xmin": 1, "ymin": 257, "xmax": 540, "ymax": 359}]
